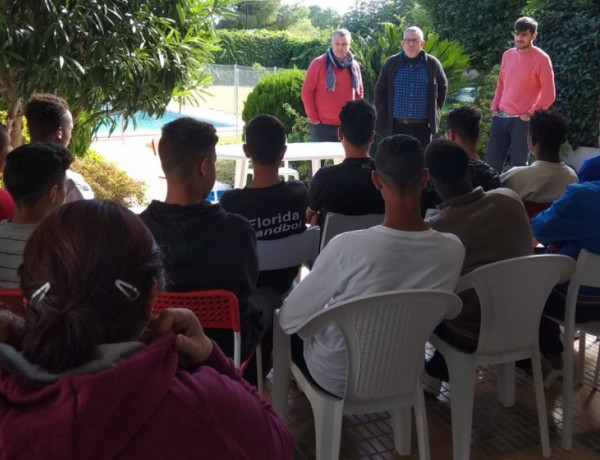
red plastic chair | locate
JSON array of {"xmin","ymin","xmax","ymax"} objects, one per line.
[
  {"xmin": 153, "ymin": 289, "xmax": 263, "ymax": 391},
  {"xmin": 0, "ymin": 288, "xmax": 25, "ymax": 316},
  {"xmin": 523, "ymin": 200, "xmax": 552, "ymax": 219}
]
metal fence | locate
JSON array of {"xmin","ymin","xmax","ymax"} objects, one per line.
[{"xmin": 204, "ymin": 64, "xmax": 281, "ymax": 134}]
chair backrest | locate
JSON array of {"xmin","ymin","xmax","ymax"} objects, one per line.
[
  {"xmin": 0, "ymin": 288, "xmax": 24, "ymax": 315},
  {"xmin": 257, "ymin": 227, "xmax": 321, "ymax": 271},
  {"xmin": 456, "ymin": 255, "xmax": 575, "ymax": 362},
  {"xmin": 320, "ymin": 212, "xmax": 384, "ymax": 251},
  {"xmin": 565, "ymin": 249, "xmax": 600, "ymax": 323},
  {"xmin": 153, "ymin": 290, "xmax": 240, "ymax": 332},
  {"xmin": 522, "ymin": 200, "xmax": 552, "ymax": 219},
  {"xmin": 296, "ymin": 290, "xmax": 462, "ymax": 406}
]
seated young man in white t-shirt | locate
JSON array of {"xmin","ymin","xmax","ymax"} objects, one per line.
[
  {"xmin": 279, "ymin": 134, "xmax": 465, "ymax": 397},
  {"xmin": 500, "ymin": 110, "xmax": 577, "ymax": 202}
]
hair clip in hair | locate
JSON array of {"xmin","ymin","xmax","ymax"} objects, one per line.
[
  {"xmin": 31, "ymin": 282, "xmax": 51, "ymax": 306},
  {"xmin": 115, "ymin": 279, "xmax": 140, "ymax": 302}
]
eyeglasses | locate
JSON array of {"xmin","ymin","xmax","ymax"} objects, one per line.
[{"xmin": 403, "ymin": 38, "xmax": 421, "ymax": 44}]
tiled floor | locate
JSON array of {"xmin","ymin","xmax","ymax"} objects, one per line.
[{"xmin": 265, "ymin": 336, "xmax": 600, "ymax": 459}]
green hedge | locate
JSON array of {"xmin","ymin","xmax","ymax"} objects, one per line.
[
  {"xmin": 535, "ymin": 0, "xmax": 600, "ymax": 147},
  {"xmin": 216, "ymin": 29, "xmax": 328, "ymax": 69}
]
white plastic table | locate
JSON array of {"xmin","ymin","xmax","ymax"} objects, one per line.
[{"xmin": 216, "ymin": 142, "xmax": 345, "ymax": 188}]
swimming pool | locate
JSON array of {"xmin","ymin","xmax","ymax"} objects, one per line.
[{"xmin": 95, "ymin": 110, "xmax": 235, "ymax": 136}]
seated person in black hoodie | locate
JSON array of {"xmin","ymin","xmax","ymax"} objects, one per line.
[
  {"xmin": 141, "ymin": 118, "xmax": 279, "ymax": 382},
  {"xmin": 220, "ymin": 115, "xmax": 308, "ymax": 295}
]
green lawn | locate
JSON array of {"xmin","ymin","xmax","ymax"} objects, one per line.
[{"xmin": 195, "ymin": 86, "xmax": 253, "ymax": 114}]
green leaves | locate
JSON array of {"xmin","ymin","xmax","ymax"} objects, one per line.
[
  {"xmin": 533, "ymin": 0, "xmax": 600, "ymax": 147},
  {"xmin": 0, "ymin": 0, "xmax": 234, "ymax": 149}
]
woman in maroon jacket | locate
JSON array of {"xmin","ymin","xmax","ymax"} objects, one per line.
[{"xmin": 0, "ymin": 200, "xmax": 292, "ymax": 459}]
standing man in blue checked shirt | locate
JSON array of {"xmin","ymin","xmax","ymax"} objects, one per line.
[{"xmin": 375, "ymin": 26, "xmax": 447, "ymax": 149}]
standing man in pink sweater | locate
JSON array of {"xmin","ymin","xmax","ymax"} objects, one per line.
[
  {"xmin": 301, "ymin": 29, "xmax": 363, "ymax": 142},
  {"xmin": 486, "ymin": 16, "xmax": 555, "ymax": 173}
]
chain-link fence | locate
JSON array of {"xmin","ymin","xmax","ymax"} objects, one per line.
[{"xmin": 203, "ymin": 64, "xmax": 281, "ymax": 134}]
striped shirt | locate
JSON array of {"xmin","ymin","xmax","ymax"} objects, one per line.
[
  {"xmin": 0, "ymin": 221, "xmax": 35, "ymax": 288},
  {"xmin": 392, "ymin": 53, "xmax": 429, "ymax": 119}
]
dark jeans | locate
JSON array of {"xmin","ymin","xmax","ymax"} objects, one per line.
[
  {"xmin": 426, "ymin": 322, "xmax": 478, "ymax": 382},
  {"xmin": 207, "ymin": 287, "xmax": 281, "ymax": 385},
  {"xmin": 310, "ymin": 123, "xmax": 340, "ymax": 142},
  {"xmin": 392, "ymin": 119, "xmax": 431, "ymax": 149},
  {"xmin": 539, "ymin": 282, "xmax": 600, "ymax": 356},
  {"xmin": 290, "ymin": 333, "xmax": 338, "ymax": 397},
  {"xmin": 486, "ymin": 116, "xmax": 530, "ymax": 173}
]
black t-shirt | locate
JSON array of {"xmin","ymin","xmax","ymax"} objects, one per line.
[
  {"xmin": 308, "ymin": 157, "xmax": 385, "ymax": 222},
  {"xmin": 220, "ymin": 181, "xmax": 308, "ymax": 294}
]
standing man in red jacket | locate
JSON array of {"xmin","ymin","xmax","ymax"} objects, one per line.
[{"xmin": 301, "ymin": 29, "xmax": 363, "ymax": 142}]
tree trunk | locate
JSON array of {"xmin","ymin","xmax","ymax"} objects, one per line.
[{"xmin": 0, "ymin": 68, "xmax": 23, "ymax": 147}]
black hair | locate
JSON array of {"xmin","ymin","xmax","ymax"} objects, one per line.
[
  {"xmin": 446, "ymin": 106, "xmax": 481, "ymax": 144},
  {"xmin": 515, "ymin": 16, "xmax": 538, "ymax": 34},
  {"xmin": 158, "ymin": 117, "xmax": 218, "ymax": 175},
  {"xmin": 529, "ymin": 110, "xmax": 568, "ymax": 160},
  {"xmin": 374, "ymin": 134, "xmax": 424, "ymax": 191},
  {"xmin": 424, "ymin": 139, "xmax": 470, "ymax": 185},
  {"xmin": 244, "ymin": 114, "xmax": 286, "ymax": 165},
  {"xmin": 339, "ymin": 99, "xmax": 376, "ymax": 147},
  {"xmin": 24, "ymin": 93, "xmax": 70, "ymax": 142},
  {"xmin": 4, "ymin": 142, "xmax": 72, "ymax": 207}
]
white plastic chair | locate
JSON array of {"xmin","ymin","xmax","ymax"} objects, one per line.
[
  {"xmin": 429, "ymin": 254, "xmax": 575, "ymax": 460},
  {"xmin": 247, "ymin": 160, "xmax": 299, "ymax": 182},
  {"xmin": 544, "ymin": 249, "xmax": 600, "ymax": 451},
  {"xmin": 272, "ymin": 289, "xmax": 463, "ymax": 460},
  {"xmin": 256, "ymin": 226, "xmax": 320, "ymax": 271},
  {"xmin": 319, "ymin": 212, "xmax": 384, "ymax": 251}
]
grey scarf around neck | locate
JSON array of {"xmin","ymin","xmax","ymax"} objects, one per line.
[{"xmin": 325, "ymin": 48, "xmax": 359, "ymax": 92}]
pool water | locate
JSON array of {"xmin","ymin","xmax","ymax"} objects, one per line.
[{"xmin": 95, "ymin": 110, "xmax": 235, "ymax": 135}]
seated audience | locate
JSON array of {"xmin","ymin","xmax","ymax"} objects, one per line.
[
  {"xmin": 533, "ymin": 179, "xmax": 600, "ymax": 383},
  {"xmin": 280, "ymin": 134, "xmax": 465, "ymax": 397},
  {"xmin": 0, "ymin": 124, "xmax": 15, "ymax": 221},
  {"xmin": 0, "ymin": 200, "xmax": 293, "ymax": 458},
  {"xmin": 0, "ymin": 143, "xmax": 71, "ymax": 288},
  {"xmin": 306, "ymin": 99, "xmax": 384, "ymax": 226},
  {"xmin": 141, "ymin": 118, "xmax": 279, "ymax": 381},
  {"xmin": 422, "ymin": 140, "xmax": 533, "ymax": 391},
  {"xmin": 220, "ymin": 114, "xmax": 307, "ymax": 294},
  {"xmin": 445, "ymin": 106, "xmax": 501, "ymax": 191},
  {"xmin": 24, "ymin": 93, "xmax": 94, "ymax": 202},
  {"xmin": 500, "ymin": 110, "xmax": 577, "ymax": 202}
]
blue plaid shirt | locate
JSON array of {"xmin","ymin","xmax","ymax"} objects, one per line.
[{"xmin": 392, "ymin": 53, "xmax": 429, "ymax": 119}]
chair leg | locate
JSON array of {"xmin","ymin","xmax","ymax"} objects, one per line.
[
  {"xmin": 578, "ymin": 331, "xmax": 586, "ymax": 384},
  {"xmin": 594, "ymin": 340, "xmax": 600, "ymax": 389},
  {"xmin": 312, "ymin": 399, "xmax": 344, "ymax": 460},
  {"xmin": 496, "ymin": 362, "xmax": 516, "ymax": 407},
  {"xmin": 414, "ymin": 382, "xmax": 431, "ymax": 460},
  {"xmin": 531, "ymin": 349, "xmax": 552, "ymax": 458},
  {"xmin": 446, "ymin": 353, "xmax": 476, "ymax": 460},
  {"xmin": 562, "ymin": 325, "xmax": 576, "ymax": 451},
  {"xmin": 391, "ymin": 407, "xmax": 411, "ymax": 456},
  {"xmin": 271, "ymin": 317, "xmax": 291, "ymax": 418},
  {"xmin": 255, "ymin": 343, "xmax": 264, "ymax": 394}
]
